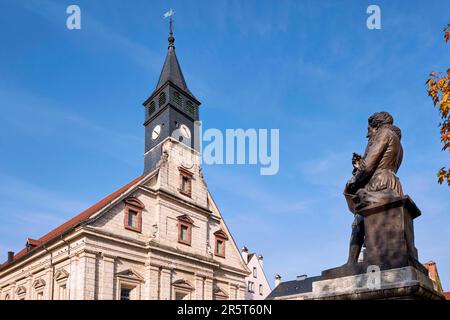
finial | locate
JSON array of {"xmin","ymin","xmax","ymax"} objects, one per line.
[{"xmin": 163, "ymin": 9, "xmax": 175, "ymax": 49}]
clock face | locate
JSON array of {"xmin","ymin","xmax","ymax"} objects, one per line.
[
  {"xmin": 179, "ymin": 124, "xmax": 191, "ymax": 139},
  {"xmin": 152, "ymin": 124, "xmax": 161, "ymax": 140}
]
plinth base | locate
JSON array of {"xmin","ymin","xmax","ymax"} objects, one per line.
[{"xmin": 267, "ymin": 266, "xmax": 445, "ymax": 300}]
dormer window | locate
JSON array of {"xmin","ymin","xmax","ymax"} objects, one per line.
[
  {"xmin": 123, "ymin": 197, "xmax": 145, "ymax": 233},
  {"xmin": 178, "ymin": 167, "xmax": 193, "ymax": 197},
  {"xmin": 26, "ymin": 238, "xmax": 42, "ymax": 252},
  {"xmin": 177, "ymin": 215, "xmax": 194, "ymax": 246},
  {"xmin": 159, "ymin": 92, "xmax": 166, "ymax": 106},
  {"xmin": 214, "ymin": 230, "xmax": 229, "ymax": 258}
]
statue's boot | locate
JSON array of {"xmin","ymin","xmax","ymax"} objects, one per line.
[{"xmin": 345, "ymin": 244, "xmax": 362, "ymax": 266}]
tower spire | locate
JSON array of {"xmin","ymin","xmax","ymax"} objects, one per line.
[
  {"xmin": 142, "ymin": 9, "xmax": 201, "ymax": 173},
  {"xmin": 153, "ymin": 9, "xmax": 194, "ymax": 96}
]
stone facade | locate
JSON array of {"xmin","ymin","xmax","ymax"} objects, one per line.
[{"xmin": 0, "ymin": 139, "xmax": 250, "ymax": 300}]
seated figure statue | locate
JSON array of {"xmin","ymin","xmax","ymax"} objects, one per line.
[{"xmin": 344, "ymin": 111, "xmax": 404, "ymax": 265}]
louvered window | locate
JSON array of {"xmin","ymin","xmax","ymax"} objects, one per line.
[
  {"xmin": 158, "ymin": 92, "xmax": 166, "ymax": 106},
  {"xmin": 148, "ymin": 101, "xmax": 156, "ymax": 116},
  {"xmin": 173, "ymin": 91, "xmax": 182, "ymax": 105},
  {"xmin": 185, "ymin": 101, "xmax": 195, "ymax": 116}
]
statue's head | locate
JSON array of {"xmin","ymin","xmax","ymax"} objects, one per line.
[
  {"xmin": 368, "ymin": 112, "xmax": 393, "ymax": 128},
  {"xmin": 367, "ymin": 112, "xmax": 394, "ymax": 138}
]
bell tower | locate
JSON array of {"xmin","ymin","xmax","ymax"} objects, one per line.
[{"xmin": 143, "ymin": 12, "xmax": 201, "ymax": 173}]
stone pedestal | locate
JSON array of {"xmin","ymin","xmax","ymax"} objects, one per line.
[
  {"xmin": 322, "ymin": 196, "xmax": 428, "ymax": 280},
  {"xmin": 267, "ymin": 266, "xmax": 444, "ymax": 300},
  {"xmin": 267, "ymin": 196, "xmax": 445, "ymax": 300}
]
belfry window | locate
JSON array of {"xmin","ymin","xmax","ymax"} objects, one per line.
[
  {"xmin": 159, "ymin": 92, "xmax": 166, "ymax": 106},
  {"xmin": 173, "ymin": 91, "xmax": 182, "ymax": 105},
  {"xmin": 148, "ymin": 101, "xmax": 156, "ymax": 117},
  {"xmin": 185, "ymin": 100, "xmax": 194, "ymax": 116}
]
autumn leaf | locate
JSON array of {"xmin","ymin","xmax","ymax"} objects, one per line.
[{"xmin": 427, "ymin": 24, "xmax": 450, "ymax": 185}]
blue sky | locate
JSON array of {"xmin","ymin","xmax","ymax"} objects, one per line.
[{"xmin": 0, "ymin": 0, "xmax": 449, "ymax": 289}]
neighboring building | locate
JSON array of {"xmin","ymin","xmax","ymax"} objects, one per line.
[
  {"xmin": 0, "ymin": 22, "xmax": 250, "ymax": 300},
  {"xmin": 423, "ymin": 261, "xmax": 444, "ymax": 293},
  {"xmin": 241, "ymin": 247, "xmax": 271, "ymax": 300},
  {"xmin": 443, "ymin": 292, "xmax": 450, "ymax": 300}
]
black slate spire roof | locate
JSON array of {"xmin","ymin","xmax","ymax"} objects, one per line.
[{"xmin": 153, "ymin": 23, "xmax": 194, "ymax": 97}]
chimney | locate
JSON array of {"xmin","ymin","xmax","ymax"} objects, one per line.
[
  {"xmin": 241, "ymin": 246, "xmax": 248, "ymax": 263},
  {"xmin": 257, "ymin": 254, "xmax": 264, "ymax": 268},
  {"xmin": 296, "ymin": 274, "xmax": 307, "ymax": 281},
  {"xmin": 7, "ymin": 251, "xmax": 14, "ymax": 263},
  {"xmin": 275, "ymin": 274, "xmax": 282, "ymax": 287}
]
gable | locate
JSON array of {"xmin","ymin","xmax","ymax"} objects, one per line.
[{"xmin": 207, "ymin": 191, "xmax": 250, "ymax": 274}]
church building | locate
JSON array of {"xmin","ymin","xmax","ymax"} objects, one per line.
[{"xmin": 0, "ymin": 22, "xmax": 250, "ymax": 300}]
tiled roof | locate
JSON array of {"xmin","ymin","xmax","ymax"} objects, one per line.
[
  {"xmin": 444, "ymin": 292, "xmax": 450, "ymax": 300},
  {"xmin": 0, "ymin": 175, "xmax": 144, "ymax": 271},
  {"xmin": 266, "ymin": 276, "xmax": 321, "ymax": 300},
  {"xmin": 26, "ymin": 238, "xmax": 42, "ymax": 247}
]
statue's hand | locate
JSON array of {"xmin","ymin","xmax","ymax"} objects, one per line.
[
  {"xmin": 352, "ymin": 153, "xmax": 362, "ymax": 169},
  {"xmin": 345, "ymin": 180, "xmax": 358, "ymax": 194}
]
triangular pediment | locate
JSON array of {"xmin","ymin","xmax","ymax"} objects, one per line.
[
  {"xmin": 172, "ymin": 279, "xmax": 194, "ymax": 290},
  {"xmin": 116, "ymin": 268, "xmax": 144, "ymax": 281},
  {"xmin": 16, "ymin": 285, "xmax": 27, "ymax": 295},
  {"xmin": 32, "ymin": 279, "xmax": 46, "ymax": 289},
  {"xmin": 177, "ymin": 214, "xmax": 194, "ymax": 224},
  {"xmin": 213, "ymin": 285, "xmax": 229, "ymax": 298},
  {"xmin": 55, "ymin": 269, "xmax": 69, "ymax": 281}
]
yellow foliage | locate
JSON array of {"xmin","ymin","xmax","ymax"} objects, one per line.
[{"xmin": 427, "ymin": 25, "xmax": 450, "ymax": 185}]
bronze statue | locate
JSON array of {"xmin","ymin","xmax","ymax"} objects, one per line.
[{"xmin": 344, "ymin": 112, "xmax": 404, "ymax": 264}]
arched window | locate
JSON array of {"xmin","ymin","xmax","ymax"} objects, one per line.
[
  {"xmin": 173, "ymin": 91, "xmax": 182, "ymax": 105},
  {"xmin": 158, "ymin": 92, "xmax": 166, "ymax": 106}
]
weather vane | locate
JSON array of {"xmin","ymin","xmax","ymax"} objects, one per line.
[
  {"xmin": 164, "ymin": 9, "xmax": 175, "ymax": 34},
  {"xmin": 163, "ymin": 9, "xmax": 175, "ymax": 48}
]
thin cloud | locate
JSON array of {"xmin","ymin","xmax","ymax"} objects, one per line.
[{"xmin": 20, "ymin": 0, "xmax": 161, "ymax": 73}]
